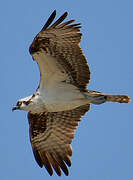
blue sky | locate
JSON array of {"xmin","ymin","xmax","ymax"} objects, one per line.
[{"xmin": 1, "ymin": 0, "xmax": 133, "ymax": 179}]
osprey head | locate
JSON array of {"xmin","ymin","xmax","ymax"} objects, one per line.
[{"xmin": 12, "ymin": 96, "xmax": 33, "ymax": 112}]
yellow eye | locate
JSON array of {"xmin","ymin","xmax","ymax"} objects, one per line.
[{"xmin": 17, "ymin": 101, "xmax": 22, "ymax": 106}]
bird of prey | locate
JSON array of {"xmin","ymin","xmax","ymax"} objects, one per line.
[{"xmin": 12, "ymin": 10, "xmax": 130, "ymax": 176}]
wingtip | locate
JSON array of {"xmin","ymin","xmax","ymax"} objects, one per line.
[
  {"xmin": 41, "ymin": 10, "xmax": 57, "ymax": 31},
  {"xmin": 52, "ymin": 10, "xmax": 68, "ymax": 20},
  {"xmin": 63, "ymin": 11, "xmax": 68, "ymax": 19},
  {"xmin": 52, "ymin": 10, "xmax": 56, "ymax": 16},
  {"xmin": 48, "ymin": 11, "xmax": 68, "ymax": 29},
  {"xmin": 52, "ymin": 10, "xmax": 68, "ymax": 16},
  {"xmin": 64, "ymin": 11, "xmax": 68, "ymax": 16}
]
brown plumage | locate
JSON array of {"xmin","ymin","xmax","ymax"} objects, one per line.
[
  {"xmin": 29, "ymin": 10, "xmax": 90, "ymax": 90},
  {"xmin": 13, "ymin": 10, "xmax": 130, "ymax": 177},
  {"xmin": 28, "ymin": 105, "xmax": 90, "ymax": 176},
  {"xmin": 27, "ymin": 10, "xmax": 130, "ymax": 176}
]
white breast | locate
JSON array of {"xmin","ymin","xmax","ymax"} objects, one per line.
[{"xmin": 38, "ymin": 82, "xmax": 88, "ymax": 112}]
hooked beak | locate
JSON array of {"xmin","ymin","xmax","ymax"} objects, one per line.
[{"xmin": 12, "ymin": 106, "xmax": 19, "ymax": 111}]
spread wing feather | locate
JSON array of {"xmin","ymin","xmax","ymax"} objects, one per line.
[
  {"xmin": 29, "ymin": 10, "xmax": 90, "ymax": 90},
  {"xmin": 28, "ymin": 104, "xmax": 90, "ymax": 176},
  {"xmin": 41, "ymin": 10, "xmax": 56, "ymax": 31}
]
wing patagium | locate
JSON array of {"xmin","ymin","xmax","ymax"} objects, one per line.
[{"xmin": 28, "ymin": 104, "xmax": 90, "ymax": 176}]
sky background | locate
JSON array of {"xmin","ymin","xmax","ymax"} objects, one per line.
[{"xmin": 1, "ymin": 0, "xmax": 133, "ymax": 179}]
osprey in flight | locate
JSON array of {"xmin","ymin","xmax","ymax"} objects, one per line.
[{"xmin": 12, "ymin": 10, "xmax": 130, "ymax": 176}]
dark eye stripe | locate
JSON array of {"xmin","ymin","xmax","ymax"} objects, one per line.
[{"xmin": 23, "ymin": 101, "xmax": 31, "ymax": 105}]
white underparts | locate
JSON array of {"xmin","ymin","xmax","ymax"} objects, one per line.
[{"xmin": 36, "ymin": 82, "xmax": 89, "ymax": 112}]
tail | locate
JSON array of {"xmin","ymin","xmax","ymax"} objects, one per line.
[
  {"xmin": 105, "ymin": 94, "xmax": 130, "ymax": 103},
  {"xmin": 85, "ymin": 91, "xmax": 130, "ymax": 104}
]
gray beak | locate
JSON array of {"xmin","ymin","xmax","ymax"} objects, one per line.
[{"xmin": 12, "ymin": 106, "xmax": 19, "ymax": 111}]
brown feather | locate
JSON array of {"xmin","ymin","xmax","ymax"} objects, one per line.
[
  {"xmin": 57, "ymin": 20, "xmax": 75, "ymax": 28},
  {"xmin": 32, "ymin": 148, "xmax": 43, "ymax": 168},
  {"xmin": 48, "ymin": 153, "xmax": 62, "ymax": 176},
  {"xmin": 63, "ymin": 155, "xmax": 71, "ymax": 167},
  {"xmin": 29, "ymin": 11, "xmax": 90, "ymax": 90},
  {"xmin": 28, "ymin": 104, "xmax": 90, "ymax": 176},
  {"xmin": 41, "ymin": 10, "xmax": 56, "ymax": 31},
  {"xmin": 53, "ymin": 152, "xmax": 69, "ymax": 176},
  {"xmin": 49, "ymin": 12, "xmax": 68, "ymax": 29},
  {"xmin": 40, "ymin": 151, "xmax": 53, "ymax": 176}
]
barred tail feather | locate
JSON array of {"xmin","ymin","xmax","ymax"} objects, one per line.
[
  {"xmin": 85, "ymin": 91, "xmax": 130, "ymax": 104},
  {"xmin": 105, "ymin": 94, "xmax": 130, "ymax": 103}
]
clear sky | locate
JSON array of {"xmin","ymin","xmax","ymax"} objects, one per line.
[{"xmin": 1, "ymin": 0, "xmax": 133, "ymax": 179}]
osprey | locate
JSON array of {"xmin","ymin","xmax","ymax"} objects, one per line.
[{"xmin": 12, "ymin": 10, "xmax": 130, "ymax": 176}]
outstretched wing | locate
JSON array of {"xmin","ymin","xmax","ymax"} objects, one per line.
[
  {"xmin": 29, "ymin": 10, "xmax": 90, "ymax": 90},
  {"xmin": 28, "ymin": 104, "xmax": 90, "ymax": 176}
]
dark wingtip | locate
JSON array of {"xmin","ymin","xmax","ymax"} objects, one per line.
[
  {"xmin": 49, "ymin": 11, "xmax": 68, "ymax": 29},
  {"xmin": 63, "ymin": 11, "xmax": 68, "ymax": 17},
  {"xmin": 53, "ymin": 10, "xmax": 56, "ymax": 14},
  {"xmin": 41, "ymin": 10, "xmax": 56, "ymax": 31},
  {"xmin": 52, "ymin": 10, "xmax": 56, "ymax": 17}
]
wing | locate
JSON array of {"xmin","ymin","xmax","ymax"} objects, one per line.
[
  {"xmin": 29, "ymin": 10, "xmax": 90, "ymax": 90},
  {"xmin": 28, "ymin": 104, "xmax": 90, "ymax": 176}
]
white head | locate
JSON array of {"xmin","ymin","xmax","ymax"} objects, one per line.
[
  {"xmin": 12, "ymin": 94, "xmax": 45, "ymax": 113},
  {"xmin": 12, "ymin": 95, "xmax": 35, "ymax": 112}
]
